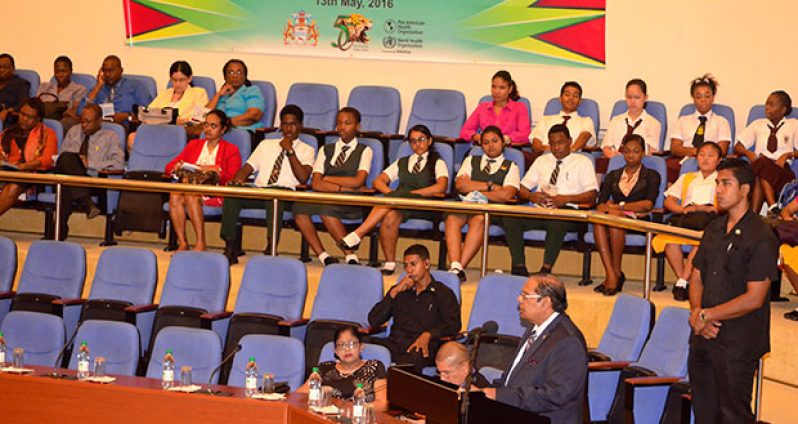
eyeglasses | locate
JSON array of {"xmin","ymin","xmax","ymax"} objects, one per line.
[
  {"xmin": 335, "ymin": 341, "xmax": 360, "ymax": 350},
  {"xmin": 203, "ymin": 122, "xmax": 220, "ymax": 129},
  {"xmin": 408, "ymin": 136, "xmax": 429, "ymax": 144},
  {"xmin": 519, "ymin": 292, "xmax": 543, "ymax": 300},
  {"xmin": 226, "ymin": 70, "xmax": 244, "ymax": 76}
]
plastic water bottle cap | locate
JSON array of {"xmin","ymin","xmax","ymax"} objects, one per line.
[
  {"xmin": 249, "ymin": 356, "xmax": 255, "ymax": 362},
  {"xmin": 356, "ymin": 383, "xmax": 364, "ymax": 388},
  {"xmin": 166, "ymin": 349, "xmax": 173, "ymax": 354},
  {"xmin": 81, "ymin": 341, "xmax": 87, "ymax": 346},
  {"xmin": 312, "ymin": 367, "xmax": 319, "ymax": 372}
]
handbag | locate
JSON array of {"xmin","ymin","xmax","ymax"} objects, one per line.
[
  {"xmin": 135, "ymin": 105, "xmax": 178, "ymax": 125},
  {"xmin": 38, "ymin": 93, "xmax": 69, "ymax": 120},
  {"xmin": 775, "ymin": 220, "xmax": 798, "ymax": 246},
  {"xmin": 175, "ymin": 165, "xmax": 220, "ymax": 186}
]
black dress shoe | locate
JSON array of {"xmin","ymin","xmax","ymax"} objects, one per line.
[
  {"xmin": 323, "ymin": 256, "xmax": 340, "ymax": 266},
  {"xmin": 593, "ymin": 284, "xmax": 606, "ymax": 294},
  {"xmin": 85, "ymin": 201, "xmax": 101, "ymax": 219},
  {"xmin": 511, "ymin": 265, "xmax": 530, "ymax": 277},
  {"xmin": 672, "ymin": 285, "xmax": 689, "ymax": 301},
  {"xmin": 337, "ymin": 239, "xmax": 360, "ymax": 251},
  {"xmin": 617, "ymin": 273, "xmax": 626, "ymax": 291},
  {"xmin": 451, "ymin": 269, "xmax": 466, "ymax": 283},
  {"xmin": 347, "ymin": 258, "xmax": 361, "ymax": 265},
  {"xmin": 603, "ymin": 286, "xmax": 621, "ymax": 296},
  {"xmin": 380, "ymin": 267, "xmax": 395, "ymax": 276},
  {"xmin": 224, "ymin": 249, "xmax": 238, "ymax": 265},
  {"xmin": 785, "ymin": 310, "xmax": 798, "ymax": 321}
]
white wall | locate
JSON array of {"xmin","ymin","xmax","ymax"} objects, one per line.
[{"xmin": 5, "ymin": 0, "xmax": 797, "ymax": 134}]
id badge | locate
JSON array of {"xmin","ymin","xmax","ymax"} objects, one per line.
[{"xmin": 100, "ymin": 102, "xmax": 115, "ymax": 119}]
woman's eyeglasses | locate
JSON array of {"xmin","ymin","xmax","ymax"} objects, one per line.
[
  {"xmin": 203, "ymin": 122, "xmax": 220, "ymax": 129},
  {"xmin": 408, "ymin": 136, "xmax": 429, "ymax": 145},
  {"xmin": 335, "ymin": 341, "xmax": 360, "ymax": 350}
]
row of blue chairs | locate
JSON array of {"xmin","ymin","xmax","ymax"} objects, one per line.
[{"xmin": 0, "ymin": 234, "xmax": 692, "ymax": 421}]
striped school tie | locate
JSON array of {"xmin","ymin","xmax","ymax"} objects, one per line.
[
  {"xmin": 549, "ymin": 160, "xmax": 563, "ymax": 185},
  {"xmin": 483, "ymin": 158, "xmax": 496, "ymax": 174},
  {"xmin": 768, "ymin": 122, "xmax": 784, "ymax": 153},
  {"xmin": 412, "ymin": 155, "xmax": 424, "ymax": 174},
  {"xmin": 267, "ymin": 151, "xmax": 285, "ymax": 185},
  {"xmin": 334, "ymin": 145, "xmax": 350, "ymax": 167}
]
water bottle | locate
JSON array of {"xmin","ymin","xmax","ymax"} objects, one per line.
[
  {"xmin": 76, "ymin": 341, "xmax": 90, "ymax": 380},
  {"xmin": 161, "ymin": 349, "xmax": 175, "ymax": 389},
  {"xmin": 352, "ymin": 383, "xmax": 366, "ymax": 423},
  {"xmin": 0, "ymin": 331, "xmax": 6, "ymax": 367},
  {"xmin": 245, "ymin": 356, "xmax": 259, "ymax": 398},
  {"xmin": 307, "ymin": 367, "xmax": 323, "ymax": 408}
]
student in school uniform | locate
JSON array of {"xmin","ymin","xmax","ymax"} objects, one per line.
[
  {"xmin": 592, "ymin": 134, "xmax": 660, "ymax": 296},
  {"xmin": 501, "ymin": 124, "xmax": 597, "ymax": 276},
  {"xmin": 652, "ymin": 142, "xmax": 722, "ymax": 301},
  {"xmin": 531, "ymin": 81, "xmax": 596, "ymax": 154},
  {"xmin": 459, "ymin": 70, "xmax": 531, "ymax": 148},
  {"xmin": 778, "ymin": 199, "xmax": 798, "ymax": 321},
  {"xmin": 445, "ymin": 125, "xmax": 519, "ymax": 282},
  {"xmin": 667, "ymin": 74, "xmax": 732, "ymax": 183},
  {"xmin": 600, "ymin": 79, "xmax": 661, "ymax": 173},
  {"xmin": 338, "ymin": 124, "xmax": 449, "ymax": 275},
  {"xmin": 735, "ymin": 90, "xmax": 798, "ymax": 213},
  {"xmin": 293, "ymin": 107, "xmax": 374, "ymax": 266}
]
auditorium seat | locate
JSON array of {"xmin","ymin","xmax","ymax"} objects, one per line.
[
  {"xmin": 216, "ymin": 256, "xmax": 307, "ymax": 382},
  {"xmin": 543, "ymin": 96, "xmax": 600, "ymax": 137},
  {"xmin": 43, "ymin": 118, "xmax": 64, "ymax": 149},
  {"xmin": 142, "ymin": 251, "xmax": 230, "ymax": 356},
  {"xmin": 0, "ymin": 310, "xmax": 65, "ymax": 367},
  {"xmin": 747, "ymin": 104, "xmax": 798, "ymax": 125},
  {"xmin": 8, "ymin": 240, "xmax": 86, "ymax": 342},
  {"xmin": 67, "ymin": 320, "xmax": 140, "ymax": 376},
  {"xmin": 610, "ymin": 100, "xmax": 669, "ymax": 152},
  {"xmin": 228, "ymin": 334, "xmax": 305, "ymax": 390},
  {"xmin": 251, "ymin": 80, "xmax": 277, "ymax": 128},
  {"xmin": 348, "ymin": 85, "xmax": 401, "ymax": 165},
  {"xmin": 301, "ymin": 264, "xmax": 384, "ymax": 377},
  {"xmin": 403, "ymin": 89, "xmax": 466, "ymax": 167},
  {"xmin": 319, "ymin": 340, "xmax": 392, "ymax": 369},
  {"xmin": 0, "ymin": 236, "xmax": 17, "ymax": 327},
  {"xmin": 146, "ymin": 326, "xmax": 222, "ymax": 384},
  {"xmin": 16, "ymin": 69, "xmax": 40, "ymax": 97},
  {"xmin": 125, "ymin": 74, "xmax": 158, "ymax": 101},
  {"xmin": 70, "ymin": 73, "xmax": 96, "ymax": 92},
  {"xmin": 587, "ymin": 295, "xmax": 654, "ymax": 421},
  {"xmin": 285, "ymin": 83, "xmax": 339, "ymax": 146},
  {"xmin": 466, "ymin": 274, "xmax": 528, "ymax": 372}
]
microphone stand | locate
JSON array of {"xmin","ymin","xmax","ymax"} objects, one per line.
[
  {"xmin": 42, "ymin": 320, "xmax": 82, "ymax": 379},
  {"xmin": 460, "ymin": 331, "xmax": 484, "ymax": 424},
  {"xmin": 200, "ymin": 344, "xmax": 242, "ymax": 396}
]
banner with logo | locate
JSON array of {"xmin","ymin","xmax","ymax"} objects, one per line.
[{"xmin": 123, "ymin": 0, "xmax": 605, "ymax": 68}]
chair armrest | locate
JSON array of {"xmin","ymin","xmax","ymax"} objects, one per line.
[
  {"xmin": 300, "ymin": 127, "xmax": 322, "ymax": 135},
  {"xmin": 588, "ymin": 351, "xmax": 612, "ymax": 362},
  {"xmin": 432, "ymin": 135, "xmax": 457, "ymax": 144},
  {"xmin": 359, "ymin": 188, "xmax": 377, "ymax": 195},
  {"xmin": 624, "ymin": 376, "xmax": 683, "ymax": 387},
  {"xmin": 124, "ymin": 303, "xmax": 159, "ymax": 313},
  {"xmin": 388, "ymin": 133, "xmax": 406, "ymax": 140},
  {"xmin": 200, "ymin": 310, "xmax": 233, "ymax": 321},
  {"xmin": 295, "ymin": 184, "xmax": 310, "ymax": 191},
  {"xmin": 255, "ymin": 127, "xmax": 279, "ymax": 134},
  {"xmin": 52, "ymin": 298, "xmax": 86, "ymax": 306},
  {"xmin": 359, "ymin": 325, "xmax": 387, "ymax": 335},
  {"xmin": 588, "ymin": 360, "xmax": 632, "ymax": 371},
  {"xmin": 278, "ymin": 318, "xmax": 310, "ymax": 327},
  {"xmin": 358, "ymin": 131, "xmax": 389, "ymax": 141},
  {"xmin": 97, "ymin": 169, "xmax": 125, "ymax": 176},
  {"xmin": 0, "ymin": 290, "xmax": 15, "ymax": 300},
  {"xmin": 653, "ymin": 150, "xmax": 671, "ymax": 157}
]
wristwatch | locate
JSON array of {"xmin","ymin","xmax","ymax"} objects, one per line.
[
  {"xmin": 618, "ymin": 201, "xmax": 626, "ymax": 209},
  {"xmin": 285, "ymin": 149, "xmax": 295, "ymax": 157},
  {"xmin": 699, "ymin": 309, "xmax": 708, "ymax": 323},
  {"xmin": 486, "ymin": 181, "xmax": 494, "ymax": 192}
]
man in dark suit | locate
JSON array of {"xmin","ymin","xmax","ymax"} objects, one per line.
[{"xmin": 483, "ymin": 274, "xmax": 588, "ymax": 423}]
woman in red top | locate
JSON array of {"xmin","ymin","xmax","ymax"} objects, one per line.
[
  {"xmin": 166, "ymin": 109, "xmax": 241, "ymax": 251},
  {"xmin": 0, "ymin": 98, "xmax": 58, "ymax": 216}
]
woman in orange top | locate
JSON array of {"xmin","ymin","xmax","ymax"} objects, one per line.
[{"xmin": 0, "ymin": 98, "xmax": 58, "ymax": 216}]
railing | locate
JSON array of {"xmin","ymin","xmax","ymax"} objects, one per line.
[{"xmin": 0, "ymin": 170, "xmax": 702, "ymax": 300}]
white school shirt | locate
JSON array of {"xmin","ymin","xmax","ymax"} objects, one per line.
[
  {"xmin": 456, "ymin": 153, "xmax": 520, "ymax": 190},
  {"xmin": 669, "ymin": 111, "xmax": 732, "ymax": 149},
  {"xmin": 311, "ymin": 137, "xmax": 373, "ymax": 174},
  {"xmin": 520, "ymin": 152, "xmax": 598, "ymax": 195},
  {"xmin": 664, "ymin": 171, "xmax": 717, "ymax": 206},
  {"xmin": 737, "ymin": 118, "xmax": 798, "ymax": 161},
  {"xmin": 382, "ymin": 151, "xmax": 449, "ymax": 183},
  {"xmin": 248, "ymin": 138, "xmax": 316, "ymax": 189},
  {"xmin": 602, "ymin": 110, "xmax": 662, "ymax": 153},
  {"xmin": 531, "ymin": 112, "xmax": 597, "ymax": 147}
]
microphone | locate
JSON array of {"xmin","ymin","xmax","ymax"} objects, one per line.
[
  {"xmin": 45, "ymin": 322, "xmax": 83, "ymax": 378},
  {"xmin": 463, "ymin": 321, "xmax": 498, "ymax": 340},
  {"xmin": 205, "ymin": 344, "xmax": 242, "ymax": 395}
]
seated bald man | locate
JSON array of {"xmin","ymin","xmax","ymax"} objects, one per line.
[
  {"xmin": 482, "ymin": 274, "xmax": 588, "ymax": 423},
  {"xmin": 435, "ymin": 341, "xmax": 489, "ymax": 388}
]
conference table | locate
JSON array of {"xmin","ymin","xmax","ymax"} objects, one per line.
[{"xmin": 0, "ymin": 365, "xmax": 402, "ymax": 423}]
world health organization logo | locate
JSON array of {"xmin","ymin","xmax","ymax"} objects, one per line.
[{"xmin": 382, "ymin": 36, "xmax": 396, "ymax": 49}]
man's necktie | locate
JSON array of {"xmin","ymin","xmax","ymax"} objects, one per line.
[
  {"xmin": 692, "ymin": 116, "xmax": 708, "ymax": 148},
  {"xmin": 506, "ymin": 329, "xmax": 538, "ymax": 383},
  {"xmin": 768, "ymin": 122, "xmax": 784, "ymax": 153},
  {"xmin": 334, "ymin": 145, "xmax": 350, "ymax": 167},
  {"xmin": 483, "ymin": 158, "xmax": 496, "ymax": 174},
  {"xmin": 562, "ymin": 115, "xmax": 571, "ymax": 125},
  {"xmin": 549, "ymin": 160, "xmax": 563, "ymax": 185},
  {"xmin": 79, "ymin": 134, "xmax": 90, "ymax": 157},
  {"xmin": 267, "ymin": 152, "xmax": 285, "ymax": 185},
  {"xmin": 412, "ymin": 155, "xmax": 423, "ymax": 174},
  {"xmin": 625, "ymin": 118, "xmax": 642, "ymax": 135}
]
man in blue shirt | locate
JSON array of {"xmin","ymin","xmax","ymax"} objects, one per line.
[{"xmin": 80, "ymin": 55, "xmax": 153, "ymax": 126}]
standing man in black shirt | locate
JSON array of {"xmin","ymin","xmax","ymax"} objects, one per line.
[
  {"xmin": 688, "ymin": 158, "xmax": 778, "ymax": 423},
  {"xmin": 368, "ymin": 244, "xmax": 461, "ymax": 373}
]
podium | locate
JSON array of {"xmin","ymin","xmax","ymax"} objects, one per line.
[{"xmin": 387, "ymin": 366, "xmax": 549, "ymax": 424}]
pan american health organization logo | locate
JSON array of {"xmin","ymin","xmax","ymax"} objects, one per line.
[{"xmin": 283, "ymin": 10, "xmax": 320, "ymax": 46}]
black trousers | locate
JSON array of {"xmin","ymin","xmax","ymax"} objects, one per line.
[
  {"xmin": 688, "ymin": 336, "xmax": 758, "ymax": 424},
  {"xmin": 54, "ymin": 153, "xmax": 92, "ymax": 241},
  {"xmin": 368, "ymin": 336, "xmax": 439, "ymax": 374}
]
